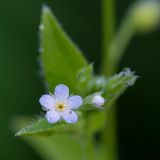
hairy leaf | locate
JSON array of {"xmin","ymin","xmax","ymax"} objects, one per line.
[
  {"xmin": 15, "ymin": 116, "xmax": 84, "ymax": 136},
  {"xmin": 12, "ymin": 117, "xmax": 83, "ymax": 160},
  {"xmin": 39, "ymin": 6, "xmax": 87, "ymax": 92},
  {"xmin": 104, "ymin": 68, "xmax": 138, "ymax": 106}
]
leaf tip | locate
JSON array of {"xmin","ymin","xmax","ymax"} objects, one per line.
[
  {"xmin": 42, "ymin": 4, "xmax": 49, "ymax": 11},
  {"xmin": 15, "ymin": 128, "xmax": 26, "ymax": 137},
  {"xmin": 42, "ymin": 4, "xmax": 52, "ymax": 15},
  {"xmin": 15, "ymin": 131, "xmax": 21, "ymax": 137}
]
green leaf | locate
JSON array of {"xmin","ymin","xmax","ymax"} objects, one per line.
[
  {"xmin": 15, "ymin": 116, "xmax": 84, "ymax": 136},
  {"xmin": 80, "ymin": 68, "xmax": 138, "ymax": 110},
  {"xmin": 77, "ymin": 64, "xmax": 94, "ymax": 95},
  {"xmin": 79, "ymin": 68, "xmax": 138, "ymax": 110},
  {"xmin": 39, "ymin": 6, "xmax": 87, "ymax": 92},
  {"xmin": 12, "ymin": 117, "xmax": 83, "ymax": 160},
  {"xmin": 104, "ymin": 68, "xmax": 138, "ymax": 106}
]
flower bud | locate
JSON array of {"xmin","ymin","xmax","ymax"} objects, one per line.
[
  {"xmin": 92, "ymin": 95, "xmax": 105, "ymax": 108},
  {"xmin": 130, "ymin": 0, "xmax": 160, "ymax": 32}
]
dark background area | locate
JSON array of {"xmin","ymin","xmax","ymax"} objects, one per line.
[{"xmin": 0, "ymin": 0, "xmax": 159, "ymax": 159}]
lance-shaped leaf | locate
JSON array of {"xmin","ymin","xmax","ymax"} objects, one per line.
[
  {"xmin": 15, "ymin": 116, "xmax": 84, "ymax": 136},
  {"xmin": 81, "ymin": 68, "xmax": 138, "ymax": 135},
  {"xmin": 39, "ymin": 6, "xmax": 87, "ymax": 92},
  {"xmin": 80, "ymin": 68, "xmax": 138, "ymax": 110},
  {"xmin": 104, "ymin": 68, "xmax": 138, "ymax": 106},
  {"xmin": 12, "ymin": 117, "xmax": 83, "ymax": 160}
]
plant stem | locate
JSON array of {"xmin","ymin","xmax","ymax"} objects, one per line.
[
  {"xmin": 101, "ymin": 1, "xmax": 135, "ymax": 160},
  {"xmin": 101, "ymin": 105, "xmax": 117, "ymax": 160},
  {"xmin": 101, "ymin": 0, "xmax": 117, "ymax": 160},
  {"xmin": 85, "ymin": 137, "xmax": 95, "ymax": 160},
  {"xmin": 102, "ymin": 15, "xmax": 135, "ymax": 76},
  {"xmin": 101, "ymin": 0, "xmax": 115, "ymax": 75}
]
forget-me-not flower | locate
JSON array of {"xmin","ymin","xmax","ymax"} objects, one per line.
[{"xmin": 39, "ymin": 84, "xmax": 83, "ymax": 124}]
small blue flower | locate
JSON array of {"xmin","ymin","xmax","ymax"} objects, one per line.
[{"xmin": 39, "ymin": 84, "xmax": 83, "ymax": 124}]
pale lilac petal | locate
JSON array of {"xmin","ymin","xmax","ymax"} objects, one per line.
[
  {"xmin": 45, "ymin": 110, "xmax": 61, "ymax": 123},
  {"xmin": 67, "ymin": 96, "xmax": 83, "ymax": 109},
  {"xmin": 39, "ymin": 95, "xmax": 54, "ymax": 110},
  {"xmin": 61, "ymin": 110, "xmax": 78, "ymax": 123},
  {"xmin": 54, "ymin": 84, "xmax": 69, "ymax": 101},
  {"xmin": 92, "ymin": 95, "xmax": 105, "ymax": 108}
]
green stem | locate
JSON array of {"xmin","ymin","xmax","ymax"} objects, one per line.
[
  {"xmin": 85, "ymin": 137, "xmax": 95, "ymax": 160},
  {"xmin": 101, "ymin": 1, "xmax": 135, "ymax": 160},
  {"xmin": 101, "ymin": 0, "xmax": 115, "ymax": 74},
  {"xmin": 101, "ymin": 1, "xmax": 117, "ymax": 160},
  {"xmin": 102, "ymin": 15, "xmax": 135, "ymax": 76},
  {"xmin": 101, "ymin": 105, "xmax": 117, "ymax": 160}
]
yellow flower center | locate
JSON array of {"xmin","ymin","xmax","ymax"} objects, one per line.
[{"xmin": 55, "ymin": 102, "xmax": 66, "ymax": 112}]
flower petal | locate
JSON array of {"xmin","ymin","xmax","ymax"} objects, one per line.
[
  {"xmin": 61, "ymin": 110, "xmax": 78, "ymax": 123},
  {"xmin": 39, "ymin": 94, "xmax": 54, "ymax": 110},
  {"xmin": 67, "ymin": 96, "xmax": 83, "ymax": 109},
  {"xmin": 45, "ymin": 110, "xmax": 61, "ymax": 123},
  {"xmin": 54, "ymin": 84, "xmax": 69, "ymax": 101},
  {"xmin": 92, "ymin": 95, "xmax": 105, "ymax": 108}
]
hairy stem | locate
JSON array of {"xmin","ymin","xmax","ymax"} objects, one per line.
[
  {"xmin": 101, "ymin": 1, "xmax": 136, "ymax": 160},
  {"xmin": 101, "ymin": 0, "xmax": 115, "ymax": 75},
  {"xmin": 101, "ymin": 0, "xmax": 117, "ymax": 160},
  {"xmin": 102, "ymin": 14, "xmax": 135, "ymax": 76}
]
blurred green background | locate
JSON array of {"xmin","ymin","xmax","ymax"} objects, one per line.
[{"xmin": 0, "ymin": 0, "xmax": 160, "ymax": 159}]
